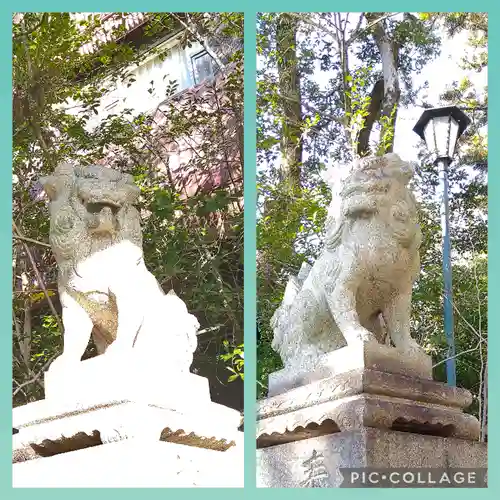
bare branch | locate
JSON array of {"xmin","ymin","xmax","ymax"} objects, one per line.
[
  {"xmin": 290, "ymin": 12, "xmax": 341, "ymax": 44},
  {"xmin": 348, "ymin": 12, "xmax": 400, "ymax": 45},
  {"xmin": 13, "ymin": 235, "xmax": 51, "ymax": 248},
  {"xmin": 432, "ymin": 339, "xmax": 485, "ymax": 369},
  {"xmin": 480, "ymin": 361, "xmax": 487, "ymax": 442},
  {"xmin": 13, "ymin": 351, "xmax": 58, "ymax": 397},
  {"xmin": 452, "ymin": 298, "xmax": 483, "ymax": 341},
  {"xmin": 351, "ymin": 13, "xmax": 364, "ymax": 41},
  {"xmin": 12, "ymin": 222, "xmax": 63, "ymax": 333},
  {"xmin": 171, "ymin": 13, "xmax": 226, "ymax": 72}
]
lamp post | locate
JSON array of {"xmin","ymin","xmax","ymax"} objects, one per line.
[{"xmin": 413, "ymin": 106, "xmax": 471, "ymax": 387}]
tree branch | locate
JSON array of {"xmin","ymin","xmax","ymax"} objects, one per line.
[
  {"xmin": 12, "ymin": 13, "xmax": 48, "ymax": 41},
  {"xmin": 432, "ymin": 339, "xmax": 486, "ymax": 369},
  {"xmin": 356, "ymin": 78, "xmax": 384, "ymax": 156},
  {"xmin": 13, "ymin": 234, "xmax": 51, "ymax": 248},
  {"xmin": 170, "ymin": 13, "xmax": 226, "ymax": 72},
  {"xmin": 289, "ymin": 12, "xmax": 341, "ymax": 44},
  {"xmin": 348, "ymin": 12, "xmax": 400, "ymax": 45},
  {"xmin": 12, "ymin": 222, "xmax": 63, "ymax": 333},
  {"xmin": 13, "ymin": 351, "xmax": 58, "ymax": 397}
]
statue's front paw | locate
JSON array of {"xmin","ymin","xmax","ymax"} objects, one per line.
[
  {"xmin": 104, "ymin": 341, "xmax": 129, "ymax": 357},
  {"xmin": 47, "ymin": 355, "xmax": 73, "ymax": 374},
  {"xmin": 346, "ymin": 327, "xmax": 378, "ymax": 346},
  {"xmin": 399, "ymin": 338, "xmax": 425, "ymax": 356}
]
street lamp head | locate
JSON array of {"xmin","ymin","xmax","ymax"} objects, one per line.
[{"xmin": 413, "ymin": 106, "xmax": 471, "ymax": 162}]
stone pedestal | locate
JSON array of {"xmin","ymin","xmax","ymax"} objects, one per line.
[
  {"xmin": 14, "ymin": 440, "xmax": 243, "ymax": 488},
  {"xmin": 257, "ymin": 428, "xmax": 487, "ymax": 488},
  {"xmin": 257, "ymin": 343, "xmax": 486, "ymax": 488},
  {"xmin": 13, "ymin": 355, "xmax": 243, "ymax": 487}
]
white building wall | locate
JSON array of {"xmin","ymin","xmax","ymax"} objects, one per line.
[{"xmin": 65, "ymin": 33, "xmax": 212, "ymax": 132}]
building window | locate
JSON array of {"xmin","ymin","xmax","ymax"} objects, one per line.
[{"xmin": 191, "ymin": 50, "xmax": 218, "ymax": 85}]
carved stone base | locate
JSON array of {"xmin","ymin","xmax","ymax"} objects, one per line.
[
  {"xmin": 14, "ymin": 397, "xmax": 241, "ymax": 462},
  {"xmin": 258, "ymin": 367, "xmax": 479, "ymax": 446},
  {"xmin": 257, "ymin": 343, "xmax": 486, "ymax": 488},
  {"xmin": 14, "ymin": 438, "xmax": 243, "ymax": 487},
  {"xmin": 13, "ymin": 355, "xmax": 243, "ymax": 486},
  {"xmin": 269, "ymin": 342, "xmax": 433, "ymax": 397},
  {"xmin": 256, "ymin": 427, "xmax": 487, "ymax": 488}
]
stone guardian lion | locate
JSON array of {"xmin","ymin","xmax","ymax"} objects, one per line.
[
  {"xmin": 271, "ymin": 153, "xmax": 423, "ymax": 369},
  {"xmin": 40, "ymin": 163, "xmax": 199, "ymax": 373}
]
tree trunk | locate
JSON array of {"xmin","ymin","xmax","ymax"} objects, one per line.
[
  {"xmin": 364, "ymin": 14, "xmax": 401, "ymax": 154},
  {"xmin": 357, "ymin": 78, "xmax": 384, "ymax": 156},
  {"xmin": 276, "ymin": 13, "xmax": 302, "ymax": 190},
  {"xmin": 257, "ymin": 14, "xmax": 303, "ymax": 318}
]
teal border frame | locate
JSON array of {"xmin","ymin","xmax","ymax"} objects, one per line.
[{"xmin": 2, "ymin": 1, "xmax": 497, "ymax": 497}]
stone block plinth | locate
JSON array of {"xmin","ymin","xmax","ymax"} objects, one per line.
[
  {"xmin": 257, "ymin": 427, "xmax": 487, "ymax": 488},
  {"xmin": 269, "ymin": 342, "xmax": 433, "ymax": 397},
  {"xmin": 258, "ymin": 367, "xmax": 478, "ymax": 447},
  {"xmin": 257, "ymin": 342, "xmax": 486, "ymax": 488},
  {"xmin": 44, "ymin": 351, "xmax": 212, "ymax": 410},
  {"xmin": 14, "ymin": 438, "xmax": 243, "ymax": 487}
]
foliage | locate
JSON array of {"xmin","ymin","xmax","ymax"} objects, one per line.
[
  {"xmin": 219, "ymin": 340, "xmax": 244, "ymax": 381},
  {"xmin": 12, "ymin": 12, "xmax": 244, "ymax": 410}
]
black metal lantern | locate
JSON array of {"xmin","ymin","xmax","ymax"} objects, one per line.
[{"xmin": 413, "ymin": 106, "xmax": 471, "ymax": 161}]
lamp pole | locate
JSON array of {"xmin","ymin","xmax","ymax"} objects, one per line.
[
  {"xmin": 437, "ymin": 156, "xmax": 456, "ymax": 387},
  {"xmin": 413, "ymin": 106, "xmax": 470, "ymax": 387}
]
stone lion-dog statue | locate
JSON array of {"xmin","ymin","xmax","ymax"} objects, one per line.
[
  {"xmin": 40, "ymin": 163, "xmax": 199, "ymax": 373},
  {"xmin": 271, "ymin": 153, "xmax": 423, "ymax": 369}
]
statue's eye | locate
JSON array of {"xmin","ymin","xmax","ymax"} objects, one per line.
[
  {"xmin": 345, "ymin": 206, "xmax": 375, "ymax": 219},
  {"xmin": 357, "ymin": 210, "xmax": 372, "ymax": 219}
]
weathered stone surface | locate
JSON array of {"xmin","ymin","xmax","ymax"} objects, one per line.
[
  {"xmin": 13, "ymin": 163, "xmax": 244, "ymax": 487},
  {"xmin": 268, "ymin": 342, "xmax": 433, "ymax": 397},
  {"xmin": 258, "ymin": 359, "xmax": 480, "ymax": 449},
  {"xmin": 257, "ymin": 347, "xmax": 484, "ymax": 486},
  {"xmin": 271, "ymin": 154, "xmax": 425, "ymax": 371},
  {"xmin": 14, "ymin": 439, "xmax": 244, "ymax": 487},
  {"xmin": 257, "ymin": 392, "xmax": 479, "ymax": 447},
  {"xmin": 14, "ymin": 354, "xmax": 242, "ymax": 466},
  {"xmin": 260, "ymin": 368, "xmax": 472, "ymax": 421},
  {"xmin": 257, "ymin": 428, "xmax": 487, "ymax": 488},
  {"xmin": 40, "ymin": 163, "xmax": 199, "ymax": 374},
  {"xmin": 260, "ymin": 155, "xmax": 486, "ymax": 489},
  {"xmin": 13, "ymin": 396, "xmax": 241, "ymax": 464}
]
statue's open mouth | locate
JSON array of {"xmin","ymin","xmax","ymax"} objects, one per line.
[
  {"xmin": 85, "ymin": 200, "xmax": 121, "ymax": 214},
  {"xmin": 84, "ymin": 198, "xmax": 121, "ymax": 234}
]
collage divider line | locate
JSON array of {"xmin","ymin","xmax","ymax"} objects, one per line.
[{"xmin": 243, "ymin": 10, "xmax": 258, "ymax": 490}]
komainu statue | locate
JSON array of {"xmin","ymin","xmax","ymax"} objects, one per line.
[
  {"xmin": 40, "ymin": 163, "xmax": 199, "ymax": 372},
  {"xmin": 271, "ymin": 153, "xmax": 423, "ymax": 369}
]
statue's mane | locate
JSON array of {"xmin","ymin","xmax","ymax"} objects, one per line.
[
  {"xmin": 41, "ymin": 162, "xmax": 143, "ymax": 270},
  {"xmin": 324, "ymin": 154, "xmax": 418, "ymax": 251}
]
